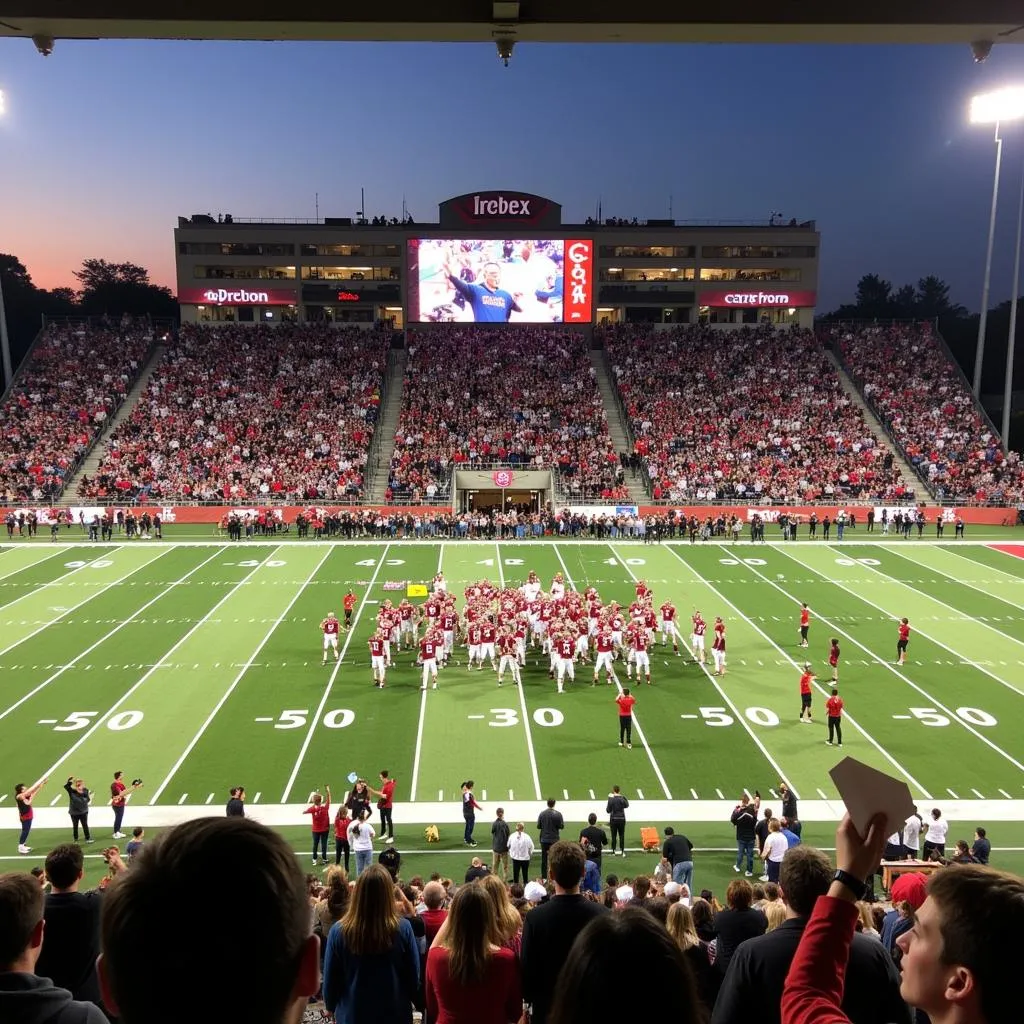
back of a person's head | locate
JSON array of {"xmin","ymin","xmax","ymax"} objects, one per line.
[
  {"xmin": 99, "ymin": 817, "xmax": 311, "ymax": 1024},
  {"xmin": 441, "ymin": 882, "xmax": 495, "ymax": 985},
  {"xmin": 925, "ymin": 865, "xmax": 1024, "ymax": 1022},
  {"xmin": 726, "ymin": 878, "xmax": 753, "ymax": 911},
  {"xmin": 0, "ymin": 873, "xmax": 43, "ymax": 969},
  {"xmin": 341, "ymin": 865, "xmax": 399, "ymax": 955},
  {"xmin": 423, "ymin": 880, "xmax": 445, "ymax": 910},
  {"xmin": 45, "ymin": 843, "xmax": 84, "ymax": 890},
  {"xmin": 764, "ymin": 900, "xmax": 787, "ymax": 931},
  {"xmin": 548, "ymin": 840, "xmax": 585, "ymax": 890},
  {"xmin": 548, "ymin": 907, "xmax": 701, "ymax": 1024},
  {"xmin": 778, "ymin": 846, "xmax": 831, "ymax": 916}
]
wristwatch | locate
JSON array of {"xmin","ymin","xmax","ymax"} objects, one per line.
[{"xmin": 832, "ymin": 869, "xmax": 867, "ymax": 900}]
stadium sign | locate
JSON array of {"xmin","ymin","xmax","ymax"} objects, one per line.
[
  {"xmin": 700, "ymin": 289, "xmax": 817, "ymax": 308},
  {"xmin": 440, "ymin": 190, "xmax": 560, "ymax": 228},
  {"xmin": 177, "ymin": 286, "xmax": 298, "ymax": 306},
  {"xmin": 564, "ymin": 240, "xmax": 594, "ymax": 322},
  {"xmin": 492, "ymin": 470, "xmax": 515, "ymax": 488}
]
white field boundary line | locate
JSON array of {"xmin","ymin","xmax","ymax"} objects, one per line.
[
  {"xmin": 858, "ymin": 544, "xmax": 1024, "ymax": 652},
  {"xmin": 607, "ymin": 544, "xmax": 778, "ymax": 801},
  {"xmin": 554, "ymin": 543, "xmax": 673, "ymax": 799},
  {"xmin": 0, "ymin": 549, "xmax": 224, "ymax": 724},
  {"xmin": 669, "ymin": 545, "xmax": 932, "ymax": 800},
  {"xmin": 943, "ymin": 545, "xmax": 1024, "ymax": 599},
  {"xmin": 154, "ymin": 546, "xmax": 336, "ymax": 804},
  {"xmin": 810, "ymin": 546, "xmax": 1024, "ymax": 699},
  {"xmin": 33, "ymin": 546, "xmax": 285, "ymax": 790},
  {"xmin": 0, "ymin": 547, "xmax": 65, "ymax": 584},
  {"xmin": 751, "ymin": 547, "xmax": 1024, "ymax": 777},
  {"xmin": 497, "ymin": 541, "xmax": 542, "ymax": 801},
  {"xmin": 410, "ymin": 543, "xmax": 441, "ymax": 802},
  {"xmin": 280, "ymin": 545, "xmax": 391, "ymax": 803},
  {"xmin": 0, "ymin": 547, "xmax": 169, "ymax": 660}
]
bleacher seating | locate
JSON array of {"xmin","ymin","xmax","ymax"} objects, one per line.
[
  {"xmin": 0, "ymin": 318, "xmax": 153, "ymax": 501},
  {"xmin": 77, "ymin": 323, "xmax": 387, "ymax": 502}
]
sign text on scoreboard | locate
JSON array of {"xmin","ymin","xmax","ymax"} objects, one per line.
[{"xmin": 563, "ymin": 239, "xmax": 594, "ymax": 322}]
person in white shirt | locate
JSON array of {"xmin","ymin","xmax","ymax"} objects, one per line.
[
  {"xmin": 902, "ymin": 811, "xmax": 923, "ymax": 860},
  {"xmin": 922, "ymin": 808, "xmax": 949, "ymax": 860},
  {"xmin": 347, "ymin": 810, "xmax": 376, "ymax": 877},
  {"xmin": 507, "ymin": 821, "xmax": 535, "ymax": 885},
  {"xmin": 759, "ymin": 818, "xmax": 788, "ymax": 883}
]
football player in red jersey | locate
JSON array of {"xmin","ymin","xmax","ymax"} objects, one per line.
[
  {"xmin": 799, "ymin": 603, "xmax": 811, "ymax": 648},
  {"xmin": 712, "ymin": 617, "xmax": 727, "ymax": 676},
  {"xmin": 369, "ymin": 630, "xmax": 388, "ymax": 688},
  {"xmin": 829, "ymin": 637, "xmax": 841, "ymax": 681},
  {"xmin": 896, "ymin": 617, "xmax": 911, "ymax": 665},
  {"xmin": 497, "ymin": 631, "xmax": 521, "ymax": 687},
  {"xmin": 320, "ymin": 612, "xmax": 341, "ymax": 665},
  {"xmin": 659, "ymin": 599, "xmax": 681, "ymax": 654},
  {"xmin": 419, "ymin": 629, "xmax": 440, "ymax": 690},
  {"xmin": 691, "ymin": 611, "xmax": 707, "ymax": 665},
  {"xmin": 630, "ymin": 627, "xmax": 652, "ymax": 685},
  {"xmin": 593, "ymin": 623, "xmax": 616, "ymax": 686}
]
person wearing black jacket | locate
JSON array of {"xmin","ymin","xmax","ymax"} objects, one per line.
[
  {"xmin": 711, "ymin": 846, "xmax": 909, "ymax": 1024},
  {"xmin": 345, "ymin": 779, "xmax": 372, "ymax": 822},
  {"xmin": 64, "ymin": 778, "xmax": 93, "ymax": 843},
  {"xmin": 662, "ymin": 827, "xmax": 694, "ymax": 888},
  {"xmin": 225, "ymin": 787, "xmax": 245, "ymax": 817},
  {"xmin": 778, "ymin": 782, "xmax": 799, "ymax": 834},
  {"xmin": 731, "ymin": 793, "xmax": 760, "ymax": 876},
  {"xmin": 537, "ymin": 799, "xmax": 564, "ymax": 880},
  {"xmin": 579, "ymin": 814, "xmax": 609, "ymax": 869},
  {"xmin": 606, "ymin": 786, "xmax": 629, "ymax": 857}
]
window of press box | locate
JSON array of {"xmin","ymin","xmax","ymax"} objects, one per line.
[
  {"xmin": 698, "ymin": 267, "xmax": 801, "ymax": 282},
  {"xmin": 299, "ymin": 243, "xmax": 401, "ymax": 257},
  {"xmin": 193, "ymin": 265, "xmax": 297, "ymax": 280},
  {"xmin": 301, "ymin": 266, "xmax": 401, "ymax": 281},
  {"xmin": 177, "ymin": 242, "xmax": 295, "ymax": 256},
  {"xmin": 598, "ymin": 245, "xmax": 695, "ymax": 258},
  {"xmin": 700, "ymin": 245, "xmax": 817, "ymax": 259},
  {"xmin": 600, "ymin": 267, "xmax": 696, "ymax": 282}
]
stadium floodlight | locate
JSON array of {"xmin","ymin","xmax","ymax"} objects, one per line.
[{"xmin": 969, "ymin": 88, "xmax": 1024, "ymax": 399}]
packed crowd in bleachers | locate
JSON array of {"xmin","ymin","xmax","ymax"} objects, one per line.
[
  {"xmin": 0, "ymin": 318, "xmax": 153, "ymax": 502},
  {"xmin": 77, "ymin": 324, "xmax": 388, "ymax": 502},
  {"xmin": 824, "ymin": 321, "xmax": 1024, "ymax": 503},
  {"xmin": 386, "ymin": 327, "xmax": 628, "ymax": 503},
  {"xmin": 601, "ymin": 323, "xmax": 913, "ymax": 504}
]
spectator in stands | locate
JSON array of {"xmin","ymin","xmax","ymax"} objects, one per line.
[
  {"xmin": 425, "ymin": 882, "xmax": 522, "ymax": 1024},
  {"xmin": 0, "ymin": 871, "xmax": 108, "ymax": 1024},
  {"xmin": 547, "ymin": 906, "xmax": 702, "ymax": 1024},
  {"xmin": 712, "ymin": 845, "xmax": 907, "ymax": 1024},
  {"xmin": 712, "ymin": 878, "xmax": 767, "ymax": 977},
  {"xmin": 322, "ymin": 864, "xmax": 419, "ymax": 1024},
  {"xmin": 418, "ymin": 881, "xmax": 448, "ymax": 947},
  {"xmin": 97, "ymin": 817, "xmax": 320, "ymax": 1024},
  {"xmin": 480, "ymin": 874, "xmax": 524, "ymax": 959},
  {"xmin": 313, "ymin": 865, "xmax": 350, "ymax": 958},
  {"xmin": 666, "ymin": 899, "xmax": 719, "ymax": 1014},
  {"xmin": 520, "ymin": 841, "xmax": 608, "ymax": 1024}
]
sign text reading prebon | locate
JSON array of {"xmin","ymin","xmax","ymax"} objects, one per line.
[
  {"xmin": 177, "ymin": 286, "xmax": 298, "ymax": 306},
  {"xmin": 564, "ymin": 239, "xmax": 594, "ymax": 322},
  {"xmin": 700, "ymin": 289, "xmax": 817, "ymax": 308}
]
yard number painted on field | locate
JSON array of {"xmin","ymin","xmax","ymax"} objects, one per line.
[
  {"xmin": 604, "ymin": 557, "xmax": 646, "ymax": 566},
  {"xmin": 486, "ymin": 708, "xmax": 564, "ymax": 728},
  {"xmin": 477, "ymin": 558, "xmax": 525, "ymax": 567},
  {"xmin": 897, "ymin": 706, "xmax": 997, "ymax": 728},
  {"xmin": 694, "ymin": 706, "xmax": 780, "ymax": 728},
  {"xmin": 269, "ymin": 709, "xmax": 356, "ymax": 730},
  {"xmin": 719, "ymin": 558, "xmax": 767, "ymax": 566},
  {"xmin": 835, "ymin": 558, "xmax": 880, "ymax": 566},
  {"xmin": 48, "ymin": 710, "xmax": 144, "ymax": 732},
  {"xmin": 237, "ymin": 559, "xmax": 287, "ymax": 567},
  {"xmin": 355, "ymin": 559, "xmax": 405, "ymax": 567}
]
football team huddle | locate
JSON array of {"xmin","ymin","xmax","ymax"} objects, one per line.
[{"xmin": 322, "ymin": 570, "xmax": 729, "ymax": 692}]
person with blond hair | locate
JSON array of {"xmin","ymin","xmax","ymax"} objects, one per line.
[
  {"xmin": 322, "ymin": 864, "xmax": 419, "ymax": 1024},
  {"xmin": 425, "ymin": 882, "xmax": 522, "ymax": 1024},
  {"xmin": 667, "ymin": 900, "xmax": 718, "ymax": 1014},
  {"xmin": 480, "ymin": 873, "xmax": 524, "ymax": 958}
]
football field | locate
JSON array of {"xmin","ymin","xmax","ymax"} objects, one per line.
[{"xmin": 2, "ymin": 532, "xmax": 1024, "ymax": 883}]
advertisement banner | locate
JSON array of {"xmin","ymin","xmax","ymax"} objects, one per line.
[
  {"xmin": 177, "ymin": 286, "xmax": 298, "ymax": 306},
  {"xmin": 563, "ymin": 239, "xmax": 594, "ymax": 323},
  {"xmin": 492, "ymin": 470, "xmax": 515, "ymax": 488},
  {"xmin": 699, "ymin": 289, "xmax": 817, "ymax": 308},
  {"xmin": 442, "ymin": 191, "xmax": 557, "ymax": 226}
]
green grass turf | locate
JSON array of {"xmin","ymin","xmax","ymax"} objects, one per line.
[{"xmin": 2, "ymin": 535, "xmax": 1023, "ymax": 885}]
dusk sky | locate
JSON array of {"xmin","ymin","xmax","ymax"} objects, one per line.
[{"xmin": 3, "ymin": 38, "xmax": 1024, "ymax": 311}]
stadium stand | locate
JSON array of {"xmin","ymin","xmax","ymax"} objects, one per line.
[
  {"xmin": 600, "ymin": 323, "xmax": 912, "ymax": 504},
  {"xmin": 0, "ymin": 318, "xmax": 154, "ymax": 502},
  {"xmin": 77, "ymin": 323, "xmax": 388, "ymax": 502},
  {"xmin": 823, "ymin": 321, "xmax": 1024, "ymax": 503},
  {"xmin": 387, "ymin": 327, "xmax": 629, "ymax": 502}
]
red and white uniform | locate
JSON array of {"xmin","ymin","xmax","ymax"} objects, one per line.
[
  {"xmin": 574, "ymin": 619, "xmax": 590, "ymax": 660},
  {"xmin": 467, "ymin": 623, "xmax": 483, "ymax": 667},
  {"xmin": 419, "ymin": 635, "xmax": 439, "ymax": 688},
  {"xmin": 480, "ymin": 622, "xmax": 497, "ymax": 665},
  {"xmin": 399, "ymin": 602, "xmax": 416, "ymax": 639},
  {"xmin": 712, "ymin": 620, "xmax": 726, "ymax": 672},
  {"xmin": 630, "ymin": 630, "xmax": 650, "ymax": 675},
  {"xmin": 594, "ymin": 628, "xmax": 615, "ymax": 677},
  {"xmin": 321, "ymin": 616, "xmax": 340, "ymax": 651},
  {"xmin": 497, "ymin": 633, "xmax": 521, "ymax": 685},
  {"xmin": 369, "ymin": 635, "xmax": 387, "ymax": 677},
  {"xmin": 643, "ymin": 608, "xmax": 657, "ymax": 642},
  {"xmin": 555, "ymin": 634, "xmax": 576, "ymax": 690},
  {"xmin": 635, "ymin": 580, "xmax": 651, "ymax": 600},
  {"xmin": 659, "ymin": 602, "xmax": 679, "ymax": 642},
  {"xmin": 441, "ymin": 612, "xmax": 457, "ymax": 656},
  {"xmin": 691, "ymin": 614, "xmax": 707, "ymax": 656},
  {"xmin": 610, "ymin": 614, "xmax": 625, "ymax": 648},
  {"xmin": 550, "ymin": 576, "xmax": 566, "ymax": 601}
]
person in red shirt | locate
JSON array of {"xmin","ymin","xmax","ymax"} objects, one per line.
[
  {"xmin": 616, "ymin": 688, "xmax": 637, "ymax": 748},
  {"xmin": 799, "ymin": 665, "xmax": 815, "ymax": 723},
  {"xmin": 799, "ymin": 604, "xmax": 811, "ymax": 648},
  {"xmin": 368, "ymin": 630, "xmax": 387, "ymax": 688},
  {"xmin": 304, "ymin": 785, "xmax": 332, "ymax": 864},
  {"xmin": 367, "ymin": 770, "xmax": 396, "ymax": 845},
  {"xmin": 712, "ymin": 617, "xmax": 727, "ymax": 677},
  {"xmin": 321, "ymin": 612, "xmax": 341, "ymax": 665},
  {"xmin": 825, "ymin": 688, "xmax": 844, "ymax": 747},
  {"xmin": 333, "ymin": 803, "xmax": 352, "ymax": 873},
  {"xmin": 342, "ymin": 591, "xmax": 357, "ymax": 630},
  {"xmin": 896, "ymin": 618, "xmax": 910, "ymax": 666},
  {"xmin": 420, "ymin": 632, "xmax": 440, "ymax": 690},
  {"xmin": 829, "ymin": 638, "xmax": 840, "ymax": 682}
]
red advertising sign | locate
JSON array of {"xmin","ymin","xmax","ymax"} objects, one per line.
[
  {"xmin": 336, "ymin": 291, "xmax": 360, "ymax": 301},
  {"xmin": 491, "ymin": 470, "xmax": 515, "ymax": 488},
  {"xmin": 447, "ymin": 191, "xmax": 554, "ymax": 225},
  {"xmin": 700, "ymin": 289, "xmax": 817, "ymax": 308},
  {"xmin": 178, "ymin": 286, "xmax": 298, "ymax": 306},
  {"xmin": 563, "ymin": 239, "xmax": 594, "ymax": 323}
]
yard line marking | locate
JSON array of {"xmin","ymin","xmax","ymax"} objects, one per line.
[
  {"xmin": 743, "ymin": 788, "xmax": 752, "ymax": 799},
  {"xmin": 254, "ymin": 717, "xmax": 274, "ymax": 723},
  {"xmin": 411, "ymin": 544, "xmax": 444, "ymax": 802},
  {"xmin": 482, "ymin": 790, "xmax": 488, "ymax": 801},
  {"xmin": 0, "ymin": 547, "xmax": 167, "ymax": 661},
  {"xmin": 438, "ymin": 789, "xmax": 444, "ymax": 801},
  {"xmin": 675, "ymin": 544, "xmax": 932, "ymax": 798},
  {"xmin": 690, "ymin": 788, "xmax": 699, "ymax": 799},
  {"xmin": 775, "ymin": 548, "xmax": 1024, "ymax": 775},
  {"xmin": 253, "ymin": 792, "xmax": 261, "ymax": 803},
  {"xmin": 49, "ymin": 795, "xmax": 61, "ymax": 806},
  {"xmin": 1000, "ymin": 789, "xmax": 1012, "ymax": 799},
  {"xmin": 178, "ymin": 793, "xmax": 188, "ymax": 805},
  {"xmin": 971, "ymin": 788, "xmax": 985, "ymax": 799},
  {"xmin": 589, "ymin": 789, "xmax": 596, "ymax": 800},
  {"xmin": 889, "ymin": 545, "xmax": 1024, "ymax": 614},
  {"xmin": 0, "ymin": 547, "xmax": 63, "ymax": 583},
  {"xmin": 716, "ymin": 788, "xmax": 725, "ymax": 799},
  {"xmin": 37, "ymin": 550, "xmax": 284, "ymax": 789},
  {"xmin": 510, "ymin": 789, "xmax": 515, "ymax": 800},
  {"xmin": 205, "ymin": 793, "xmax": 215, "ymax": 804},
  {"xmin": 637, "ymin": 789, "xmax": 645, "ymax": 799},
  {"xmin": 281, "ymin": 547, "xmax": 386, "ymax": 803},
  {"xmin": 947, "ymin": 789, "xmax": 960, "ymax": 799},
  {"xmin": 0, "ymin": 550, "xmax": 223, "ymax": 724},
  {"xmin": 563, "ymin": 788, "xmax": 569, "ymax": 800},
  {"xmin": 0, "ymin": 546, "xmax": 128, "ymax": 616},
  {"xmin": 817, "ymin": 788, "xmax": 829, "ymax": 799},
  {"xmin": 557, "ymin": 544, "xmax": 672, "ymax": 799},
  {"xmin": 499, "ymin": 543, "xmax": 542, "ymax": 801}
]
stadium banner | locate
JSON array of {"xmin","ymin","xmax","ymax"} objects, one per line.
[
  {"xmin": 177, "ymin": 286, "xmax": 298, "ymax": 306},
  {"xmin": 699, "ymin": 289, "xmax": 817, "ymax": 308},
  {"xmin": 406, "ymin": 238, "xmax": 590, "ymax": 324}
]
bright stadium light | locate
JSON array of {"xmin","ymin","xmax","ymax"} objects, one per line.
[{"xmin": 969, "ymin": 88, "xmax": 1024, "ymax": 398}]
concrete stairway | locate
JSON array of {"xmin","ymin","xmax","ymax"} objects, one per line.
[
  {"xmin": 589, "ymin": 348, "xmax": 648, "ymax": 503},
  {"xmin": 823, "ymin": 350, "xmax": 926, "ymax": 498},
  {"xmin": 63, "ymin": 344, "xmax": 168, "ymax": 497},
  {"xmin": 365, "ymin": 349, "xmax": 408, "ymax": 502}
]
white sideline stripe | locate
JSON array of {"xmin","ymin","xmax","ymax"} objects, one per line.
[
  {"xmin": 281, "ymin": 547, "xmax": 387, "ymax": 803},
  {"xmin": 9, "ymin": 798, "xmax": 1024, "ymax": 831},
  {"xmin": 556, "ymin": 543, "xmax": 672, "ymax": 799},
  {"xmin": 410, "ymin": 543, "xmax": 443, "ymax": 802},
  {"xmin": 674, "ymin": 544, "xmax": 931, "ymax": 799},
  {"xmin": 760, "ymin": 549, "xmax": 1024, "ymax": 776},
  {"xmin": 0, "ymin": 550, "xmax": 223, "ymax": 723},
  {"xmin": 904, "ymin": 546, "xmax": 1024, "ymax": 614},
  {"xmin": 499, "ymin": 543, "xmax": 542, "ymax": 801},
  {"xmin": 664, "ymin": 545, "xmax": 821, "ymax": 800},
  {"xmin": 155, "ymin": 547, "xmax": 334, "ymax": 804},
  {"xmin": 35, "ymin": 547, "xmax": 284, "ymax": 789},
  {"xmin": 838, "ymin": 546, "xmax": 1024, "ymax": 693},
  {"xmin": 0, "ymin": 547, "xmax": 167, "ymax": 660}
]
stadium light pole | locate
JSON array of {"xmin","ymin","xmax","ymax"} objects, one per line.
[{"xmin": 969, "ymin": 88, "xmax": 1024, "ymax": 399}]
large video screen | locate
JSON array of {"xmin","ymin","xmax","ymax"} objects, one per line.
[{"xmin": 407, "ymin": 238, "xmax": 593, "ymax": 324}]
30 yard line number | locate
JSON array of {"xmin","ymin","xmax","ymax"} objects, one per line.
[{"xmin": 486, "ymin": 708, "xmax": 564, "ymax": 728}]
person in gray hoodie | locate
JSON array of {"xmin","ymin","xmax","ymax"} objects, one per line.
[
  {"xmin": 0, "ymin": 872, "xmax": 107, "ymax": 1024},
  {"xmin": 63, "ymin": 780, "xmax": 93, "ymax": 845}
]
